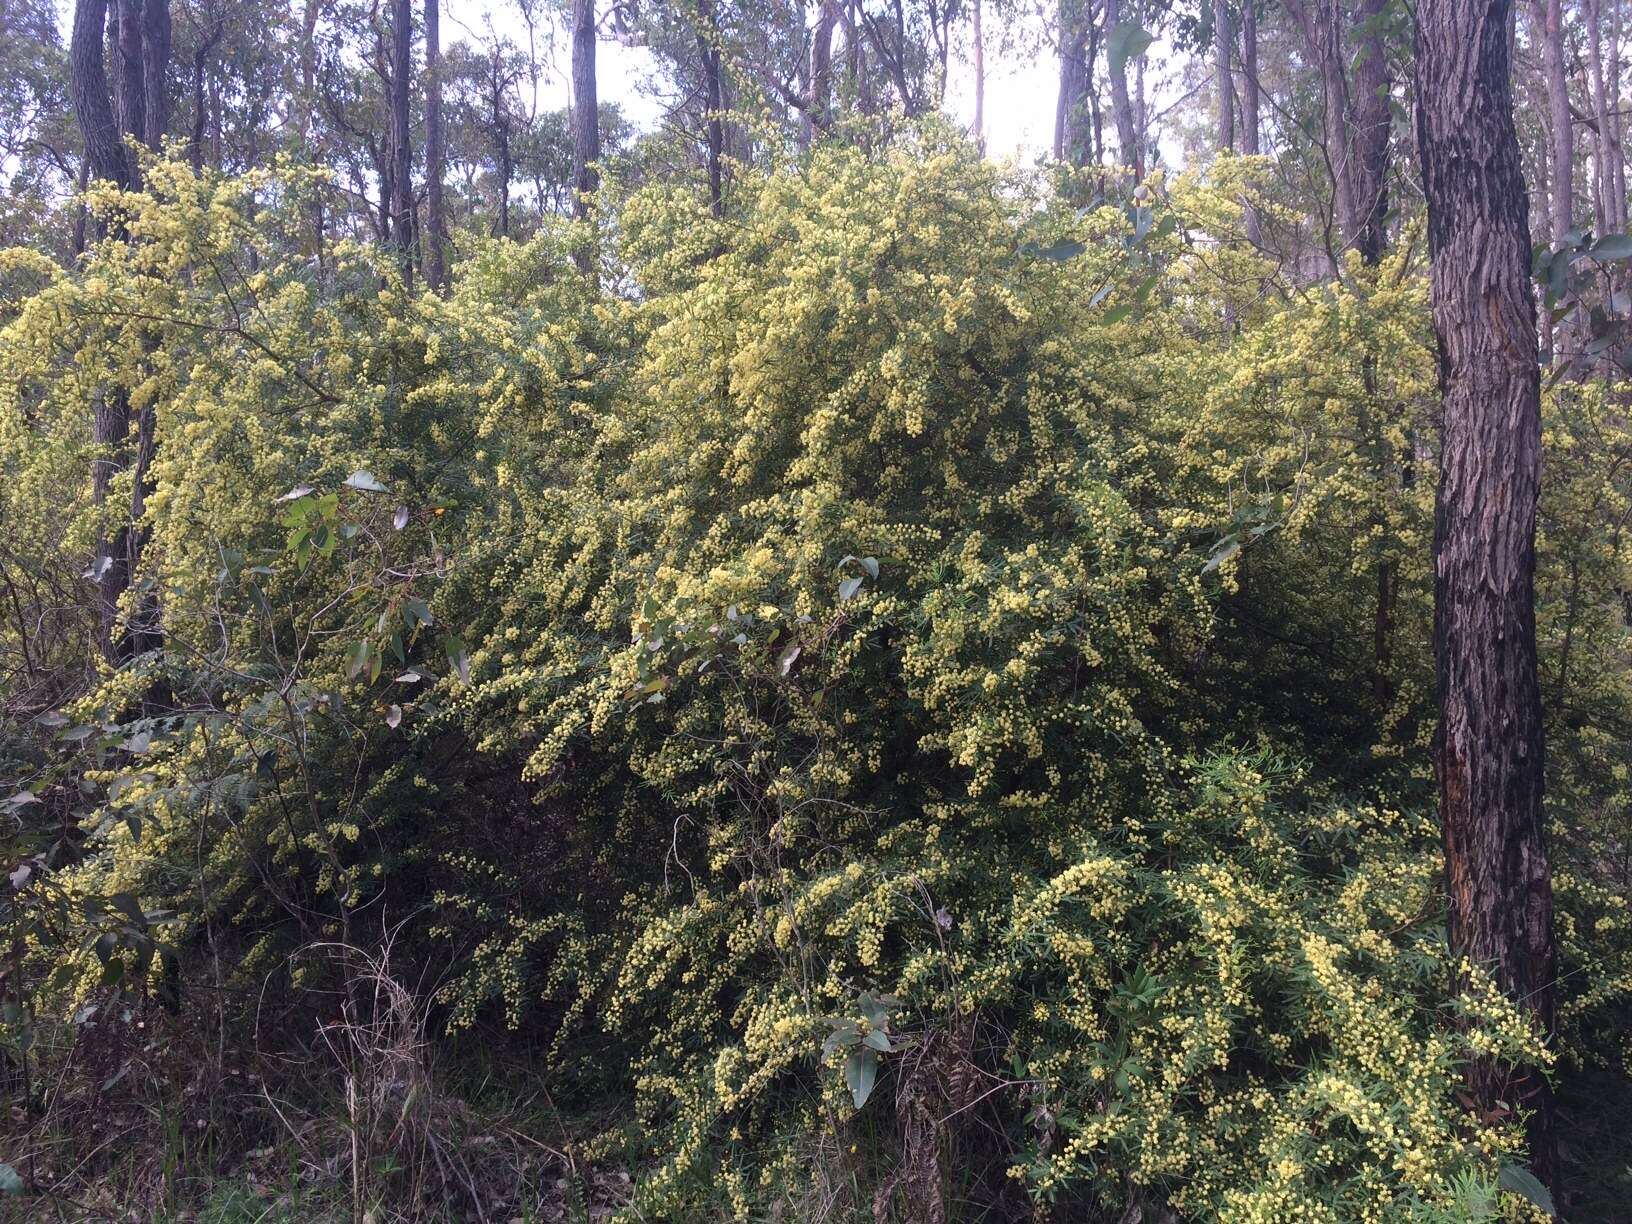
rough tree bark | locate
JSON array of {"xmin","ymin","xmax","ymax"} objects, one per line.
[
  {"xmin": 1215, "ymin": 0, "xmax": 1235, "ymax": 152},
  {"xmin": 1240, "ymin": 0, "xmax": 1263, "ymax": 248},
  {"xmin": 1350, "ymin": 0, "xmax": 1391, "ymax": 262},
  {"xmin": 424, "ymin": 0, "xmax": 446, "ymax": 290},
  {"xmin": 972, "ymin": 0, "xmax": 985, "ymax": 148},
  {"xmin": 572, "ymin": 0, "xmax": 599, "ymax": 222},
  {"xmin": 1414, "ymin": 0, "xmax": 1560, "ymax": 1193},
  {"xmin": 71, "ymin": 0, "xmax": 131, "ymax": 191},
  {"xmin": 1055, "ymin": 0, "xmax": 1091, "ymax": 164},
  {"xmin": 139, "ymin": 0, "xmax": 171, "ymax": 150},
  {"xmin": 71, "ymin": 0, "xmax": 171, "ymax": 666},
  {"xmin": 492, "ymin": 58, "xmax": 512, "ymax": 238},
  {"xmin": 809, "ymin": 0, "xmax": 838, "ymax": 143},
  {"xmin": 1105, "ymin": 0, "xmax": 1141, "ymax": 174},
  {"xmin": 1241, "ymin": 0, "xmax": 1259, "ymax": 159},
  {"xmin": 390, "ymin": 0, "xmax": 414, "ymax": 290},
  {"xmin": 189, "ymin": 20, "xmax": 224, "ymax": 172},
  {"xmin": 114, "ymin": 0, "xmax": 146, "ymax": 159},
  {"xmin": 698, "ymin": 0, "xmax": 724, "ymax": 218},
  {"xmin": 296, "ymin": 0, "xmax": 323, "ymax": 145},
  {"xmin": 570, "ymin": 0, "xmax": 597, "ymax": 271},
  {"xmin": 1532, "ymin": 0, "xmax": 1574, "ymax": 245}
]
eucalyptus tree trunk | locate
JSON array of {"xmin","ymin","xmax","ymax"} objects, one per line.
[
  {"xmin": 1215, "ymin": 0, "xmax": 1235, "ymax": 152},
  {"xmin": 572, "ymin": 0, "xmax": 599, "ymax": 217},
  {"xmin": 390, "ymin": 0, "xmax": 414, "ymax": 290},
  {"xmin": 1414, "ymin": 0, "xmax": 1560, "ymax": 1192},
  {"xmin": 139, "ymin": 0, "xmax": 171, "ymax": 150},
  {"xmin": 698, "ymin": 0, "xmax": 724, "ymax": 218},
  {"xmin": 1532, "ymin": 0, "xmax": 1574, "ymax": 245},
  {"xmin": 114, "ymin": 0, "xmax": 146, "ymax": 158},
  {"xmin": 814, "ymin": 0, "xmax": 838, "ymax": 131},
  {"xmin": 1350, "ymin": 0, "xmax": 1390, "ymax": 262},
  {"xmin": 1241, "ymin": 0, "xmax": 1261, "ymax": 242},
  {"xmin": 1055, "ymin": 0, "xmax": 1093, "ymax": 164},
  {"xmin": 1241, "ymin": 2, "xmax": 1259, "ymax": 155},
  {"xmin": 972, "ymin": 0, "xmax": 985, "ymax": 148},
  {"xmin": 1105, "ymin": 0, "xmax": 1141, "ymax": 174},
  {"xmin": 424, "ymin": 0, "xmax": 446, "ymax": 290},
  {"xmin": 71, "ymin": 0, "xmax": 130, "ymax": 191},
  {"xmin": 71, "ymin": 0, "xmax": 171, "ymax": 666}
]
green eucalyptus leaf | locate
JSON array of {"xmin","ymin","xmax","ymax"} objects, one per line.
[
  {"xmin": 845, "ymin": 1046, "xmax": 879, "ymax": 1108},
  {"xmin": 1497, "ymin": 1166, "xmax": 1555, "ymax": 1216}
]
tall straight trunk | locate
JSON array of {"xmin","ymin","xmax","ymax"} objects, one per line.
[
  {"xmin": 972, "ymin": 0, "xmax": 985, "ymax": 148},
  {"xmin": 1614, "ymin": 0, "xmax": 1629, "ymax": 234},
  {"xmin": 1105, "ymin": 0, "xmax": 1141, "ymax": 173},
  {"xmin": 1241, "ymin": 1, "xmax": 1260, "ymax": 154},
  {"xmin": 496, "ymin": 111, "xmax": 511, "ymax": 237},
  {"xmin": 1086, "ymin": 21, "xmax": 1103, "ymax": 166},
  {"xmin": 807, "ymin": 0, "xmax": 838, "ymax": 145},
  {"xmin": 114, "ymin": 0, "xmax": 145, "ymax": 160},
  {"xmin": 1588, "ymin": 0, "xmax": 1609, "ymax": 238},
  {"xmin": 1241, "ymin": 0, "xmax": 1261, "ymax": 241},
  {"xmin": 1534, "ymin": 0, "xmax": 1574, "ymax": 244},
  {"xmin": 72, "ymin": 156, "xmax": 91, "ymax": 255},
  {"xmin": 698, "ymin": 0, "xmax": 724, "ymax": 218},
  {"xmin": 71, "ymin": 0, "xmax": 130, "ymax": 190},
  {"xmin": 1284, "ymin": 0, "xmax": 1387, "ymax": 261},
  {"xmin": 189, "ymin": 26, "xmax": 219, "ymax": 172},
  {"xmin": 570, "ymin": 0, "xmax": 596, "ymax": 272},
  {"xmin": 1414, "ymin": 0, "xmax": 1560, "ymax": 1193},
  {"xmin": 847, "ymin": 0, "xmax": 876, "ymax": 115},
  {"xmin": 1587, "ymin": 0, "xmax": 1626, "ymax": 234},
  {"xmin": 572, "ymin": 0, "xmax": 599, "ymax": 223},
  {"xmin": 72, "ymin": 0, "xmax": 169, "ymax": 666},
  {"xmin": 390, "ymin": 0, "xmax": 414, "ymax": 290},
  {"xmin": 1215, "ymin": 0, "xmax": 1235, "ymax": 152},
  {"xmin": 140, "ymin": 0, "xmax": 171, "ymax": 149},
  {"xmin": 424, "ymin": 0, "xmax": 446, "ymax": 290},
  {"xmin": 1350, "ymin": 0, "xmax": 1391, "ymax": 262},
  {"xmin": 1055, "ymin": 0, "xmax": 1092, "ymax": 164},
  {"xmin": 296, "ymin": 0, "xmax": 322, "ymax": 147}
]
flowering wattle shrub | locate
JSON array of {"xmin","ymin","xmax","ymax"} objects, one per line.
[{"xmin": 3, "ymin": 141, "xmax": 1625, "ymax": 1220}]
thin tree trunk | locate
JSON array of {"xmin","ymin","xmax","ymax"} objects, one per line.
[
  {"xmin": 808, "ymin": 0, "xmax": 837, "ymax": 144},
  {"xmin": 1241, "ymin": 1, "xmax": 1259, "ymax": 155},
  {"xmin": 71, "ymin": 0, "xmax": 170, "ymax": 666},
  {"xmin": 114, "ymin": 0, "xmax": 145, "ymax": 165},
  {"xmin": 296, "ymin": 0, "xmax": 322, "ymax": 148},
  {"xmin": 390, "ymin": 0, "xmax": 414, "ymax": 290},
  {"xmin": 572, "ymin": 0, "xmax": 599, "ymax": 274},
  {"xmin": 190, "ymin": 21, "xmax": 222, "ymax": 172},
  {"xmin": 72, "ymin": 156, "xmax": 91, "ymax": 255},
  {"xmin": 699, "ymin": 0, "xmax": 724, "ymax": 218},
  {"xmin": 1215, "ymin": 0, "xmax": 1235, "ymax": 152},
  {"xmin": 1588, "ymin": 2, "xmax": 1609, "ymax": 239},
  {"xmin": 424, "ymin": 0, "xmax": 446, "ymax": 289},
  {"xmin": 1351, "ymin": 0, "xmax": 1391, "ymax": 262},
  {"xmin": 496, "ymin": 106, "xmax": 511, "ymax": 238},
  {"xmin": 1613, "ymin": 0, "xmax": 1628, "ymax": 233},
  {"xmin": 1414, "ymin": 0, "xmax": 1560, "ymax": 1194},
  {"xmin": 1055, "ymin": 1, "xmax": 1091, "ymax": 164},
  {"xmin": 1242, "ymin": 0, "xmax": 1261, "ymax": 243},
  {"xmin": 1105, "ymin": 0, "xmax": 1141, "ymax": 174},
  {"xmin": 972, "ymin": 0, "xmax": 985, "ymax": 148},
  {"xmin": 140, "ymin": 0, "xmax": 171, "ymax": 150},
  {"xmin": 1534, "ymin": 0, "xmax": 1574, "ymax": 244}
]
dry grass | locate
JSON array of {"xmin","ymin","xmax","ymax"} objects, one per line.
[{"xmin": 0, "ymin": 934, "xmax": 636, "ymax": 1222}]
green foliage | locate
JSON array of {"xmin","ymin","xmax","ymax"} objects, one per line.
[{"xmin": 2, "ymin": 138, "xmax": 1629, "ymax": 1220}]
